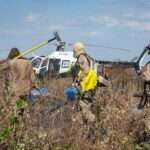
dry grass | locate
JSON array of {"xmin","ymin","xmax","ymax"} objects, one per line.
[{"xmin": 0, "ymin": 68, "xmax": 149, "ymax": 150}]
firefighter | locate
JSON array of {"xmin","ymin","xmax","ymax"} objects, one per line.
[
  {"xmin": 140, "ymin": 44, "xmax": 150, "ymax": 134},
  {"xmin": 66, "ymin": 42, "xmax": 97, "ymax": 122},
  {"xmin": 140, "ymin": 44, "xmax": 150, "ymax": 92},
  {"xmin": 8, "ymin": 48, "xmax": 36, "ymax": 99},
  {"xmin": 73, "ymin": 42, "xmax": 97, "ymax": 97}
]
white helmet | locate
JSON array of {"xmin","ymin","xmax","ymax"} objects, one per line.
[{"xmin": 73, "ymin": 42, "xmax": 86, "ymax": 58}]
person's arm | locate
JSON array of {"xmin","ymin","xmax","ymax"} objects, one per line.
[
  {"xmin": 28, "ymin": 62, "xmax": 37, "ymax": 88},
  {"xmin": 0, "ymin": 59, "xmax": 9, "ymax": 71},
  {"xmin": 142, "ymin": 63, "xmax": 150, "ymax": 81}
]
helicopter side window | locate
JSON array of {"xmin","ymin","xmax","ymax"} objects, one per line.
[
  {"xmin": 62, "ymin": 60, "xmax": 70, "ymax": 68},
  {"xmin": 32, "ymin": 57, "xmax": 42, "ymax": 68},
  {"xmin": 41, "ymin": 58, "xmax": 49, "ymax": 67}
]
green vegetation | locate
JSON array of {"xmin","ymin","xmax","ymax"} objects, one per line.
[{"xmin": 0, "ymin": 127, "xmax": 11, "ymax": 141}]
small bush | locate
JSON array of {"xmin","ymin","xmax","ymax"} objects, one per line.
[{"xmin": 0, "ymin": 127, "xmax": 11, "ymax": 141}]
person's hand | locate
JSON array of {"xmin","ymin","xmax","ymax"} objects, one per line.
[
  {"xmin": 31, "ymin": 83, "xmax": 36, "ymax": 89},
  {"xmin": 72, "ymin": 82, "xmax": 78, "ymax": 87}
]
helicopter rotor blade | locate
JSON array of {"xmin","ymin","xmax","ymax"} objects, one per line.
[{"xmin": 68, "ymin": 43, "xmax": 132, "ymax": 52}]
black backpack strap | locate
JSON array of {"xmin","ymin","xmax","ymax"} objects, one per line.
[
  {"xmin": 77, "ymin": 53, "xmax": 91, "ymax": 67},
  {"xmin": 70, "ymin": 64, "xmax": 80, "ymax": 82}
]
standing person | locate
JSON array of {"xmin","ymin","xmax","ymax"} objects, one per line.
[
  {"xmin": 138, "ymin": 44, "xmax": 150, "ymax": 136},
  {"xmin": 134, "ymin": 44, "xmax": 150, "ymax": 106},
  {"xmin": 72, "ymin": 42, "xmax": 97, "ymax": 98},
  {"xmin": 8, "ymin": 48, "xmax": 36, "ymax": 99},
  {"xmin": 66, "ymin": 42, "xmax": 97, "ymax": 122}
]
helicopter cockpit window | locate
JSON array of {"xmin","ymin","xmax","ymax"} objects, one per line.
[
  {"xmin": 62, "ymin": 60, "xmax": 70, "ymax": 68},
  {"xmin": 41, "ymin": 58, "xmax": 49, "ymax": 67},
  {"xmin": 32, "ymin": 57, "xmax": 42, "ymax": 68}
]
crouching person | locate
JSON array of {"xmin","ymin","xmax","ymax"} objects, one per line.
[{"xmin": 66, "ymin": 42, "xmax": 97, "ymax": 123}]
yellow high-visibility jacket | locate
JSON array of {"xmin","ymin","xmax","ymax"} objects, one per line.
[{"xmin": 78, "ymin": 69, "xmax": 97, "ymax": 92}]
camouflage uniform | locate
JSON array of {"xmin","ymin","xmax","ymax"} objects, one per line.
[
  {"xmin": 143, "ymin": 63, "xmax": 150, "ymax": 81},
  {"xmin": 0, "ymin": 60, "xmax": 10, "ymax": 106},
  {"xmin": 75, "ymin": 54, "xmax": 96, "ymax": 122},
  {"xmin": 138, "ymin": 63, "xmax": 150, "ymax": 134},
  {"xmin": 77, "ymin": 54, "xmax": 90, "ymax": 75},
  {"xmin": 9, "ymin": 58, "xmax": 36, "ymax": 97}
]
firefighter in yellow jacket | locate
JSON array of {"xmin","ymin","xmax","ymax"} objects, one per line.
[
  {"xmin": 72, "ymin": 42, "xmax": 97, "ymax": 95},
  {"xmin": 69, "ymin": 42, "xmax": 97, "ymax": 122}
]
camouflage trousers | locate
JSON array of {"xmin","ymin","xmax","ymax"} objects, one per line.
[{"xmin": 78, "ymin": 100, "xmax": 96, "ymax": 123}]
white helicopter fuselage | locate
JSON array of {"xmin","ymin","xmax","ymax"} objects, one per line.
[
  {"xmin": 31, "ymin": 51, "xmax": 76, "ymax": 75},
  {"xmin": 48, "ymin": 51, "xmax": 76, "ymax": 74}
]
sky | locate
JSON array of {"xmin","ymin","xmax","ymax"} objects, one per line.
[{"xmin": 0, "ymin": 0, "xmax": 150, "ymax": 60}]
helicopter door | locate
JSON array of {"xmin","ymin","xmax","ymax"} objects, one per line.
[
  {"xmin": 39, "ymin": 57, "xmax": 49, "ymax": 76},
  {"xmin": 48, "ymin": 59, "xmax": 61, "ymax": 76}
]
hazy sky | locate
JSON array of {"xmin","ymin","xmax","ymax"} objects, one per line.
[{"xmin": 0, "ymin": 0, "xmax": 150, "ymax": 60}]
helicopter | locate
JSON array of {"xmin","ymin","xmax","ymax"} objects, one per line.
[
  {"xmin": 3, "ymin": 31, "xmax": 148, "ymax": 79},
  {"xmin": 30, "ymin": 32, "xmax": 76, "ymax": 77},
  {"xmin": 36, "ymin": 42, "xmax": 150, "ymax": 79},
  {"xmin": 30, "ymin": 33, "xmax": 150, "ymax": 79}
]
